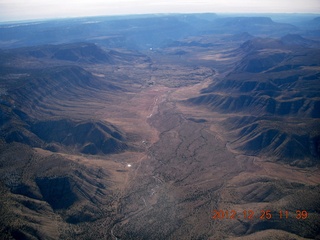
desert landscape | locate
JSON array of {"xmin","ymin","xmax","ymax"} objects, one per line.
[{"xmin": 0, "ymin": 13, "xmax": 319, "ymax": 239}]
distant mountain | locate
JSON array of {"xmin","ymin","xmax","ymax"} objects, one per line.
[
  {"xmin": 167, "ymin": 40, "xmax": 215, "ymax": 48},
  {"xmin": 208, "ymin": 17, "xmax": 298, "ymax": 36},
  {"xmin": 239, "ymin": 37, "xmax": 285, "ymax": 52},
  {"xmin": 306, "ymin": 16, "xmax": 320, "ymax": 29},
  {"xmin": 50, "ymin": 43, "xmax": 113, "ymax": 63},
  {"xmin": 215, "ymin": 16, "xmax": 273, "ymax": 26},
  {"xmin": 223, "ymin": 32, "xmax": 255, "ymax": 42},
  {"xmin": 0, "ymin": 14, "xmax": 303, "ymax": 49},
  {"xmin": 2, "ymin": 42, "xmax": 114, "ymax": 64},
  {"xmin": 0, "ymin": 42, "xmax": 151, "ymax": 73},
  {"xmin": 281, "ymin": 34, "xmax": 320, "ymax": 47},
  {"xmin": 0, "ymin": 15, "xmax": 200, "ymax": 49}
]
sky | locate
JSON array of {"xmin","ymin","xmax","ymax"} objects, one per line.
[{"xmin": 0, "ymin": 0, "xmax": 319, "ymax": 22}]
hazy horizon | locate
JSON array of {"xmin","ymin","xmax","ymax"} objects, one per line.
[{"xmin": 0, "ymin": 0, "xmax": 319, "ymax": 22}]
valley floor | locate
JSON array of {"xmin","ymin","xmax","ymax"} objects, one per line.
[{"xmin": 0, "ymin": 32, "xmax": 319, "ymax": 239}]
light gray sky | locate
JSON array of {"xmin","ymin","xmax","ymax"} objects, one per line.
[{"xmin": 0, "ymin": 0, "xmax": 319, "ymax": 22}]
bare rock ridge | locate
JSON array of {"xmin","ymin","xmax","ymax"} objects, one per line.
[
  {"xmin": 0, "ymin": 40, "xmax": 140, "ymax": 239},
  {"xmin": 1, "ymin": 106, "xmax": 128, "ymax": 155},
  {"xmin": 31, "ymin": 119, "xmax": 127, "ymax": 154},
  {"xmin": 0, "ymin": 43, "xmax": 133, "ymax": 155},
  {"xmin": 0, "ymin": 141, "xmax": 112, "ymax": 238},
  {"xmin": 50, "ymin": 43, "xmax": 113, "ymax": 63},
  {"xmin": 0, "ymin": 42, "xmax": 150, "ymax": 67},
  {"xmin": 8, "ymin": 65, "xmax": 121, "ymax": 111},
  {"xmin": 1, "ymin": 77, "xmax": 128, "ymax": 155},
  {"xmin": 224, "ymin": 116, "xmax": 320, "ymax": 166},
  {"xmin": 0, "ymin": 42, "xmax": 113, "ymax": 63},
  {"xmin": 188, "ymin": 94, "xmax": 320, "ymax": 118},
  {"xmin": 187, "ymin": 37, "xmax": 320, "ymax": 166}
]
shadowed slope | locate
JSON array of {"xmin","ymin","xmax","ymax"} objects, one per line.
[
  {"xmin": 187, "ymin": 37, "xmax": 320, "ymax": 165},
  {"xmin": 0, "ymin": 141, "xmax": 116, "ymax": 239}
]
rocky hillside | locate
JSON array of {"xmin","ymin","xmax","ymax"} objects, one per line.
[{"xmin": 187, "ymin": 37, "xmax": 320, "ymax": 166}]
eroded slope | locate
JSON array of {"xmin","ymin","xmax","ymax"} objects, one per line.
[{"xmin": 187, "ymin": 37, "xmax": 320, "ymax": 166}]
